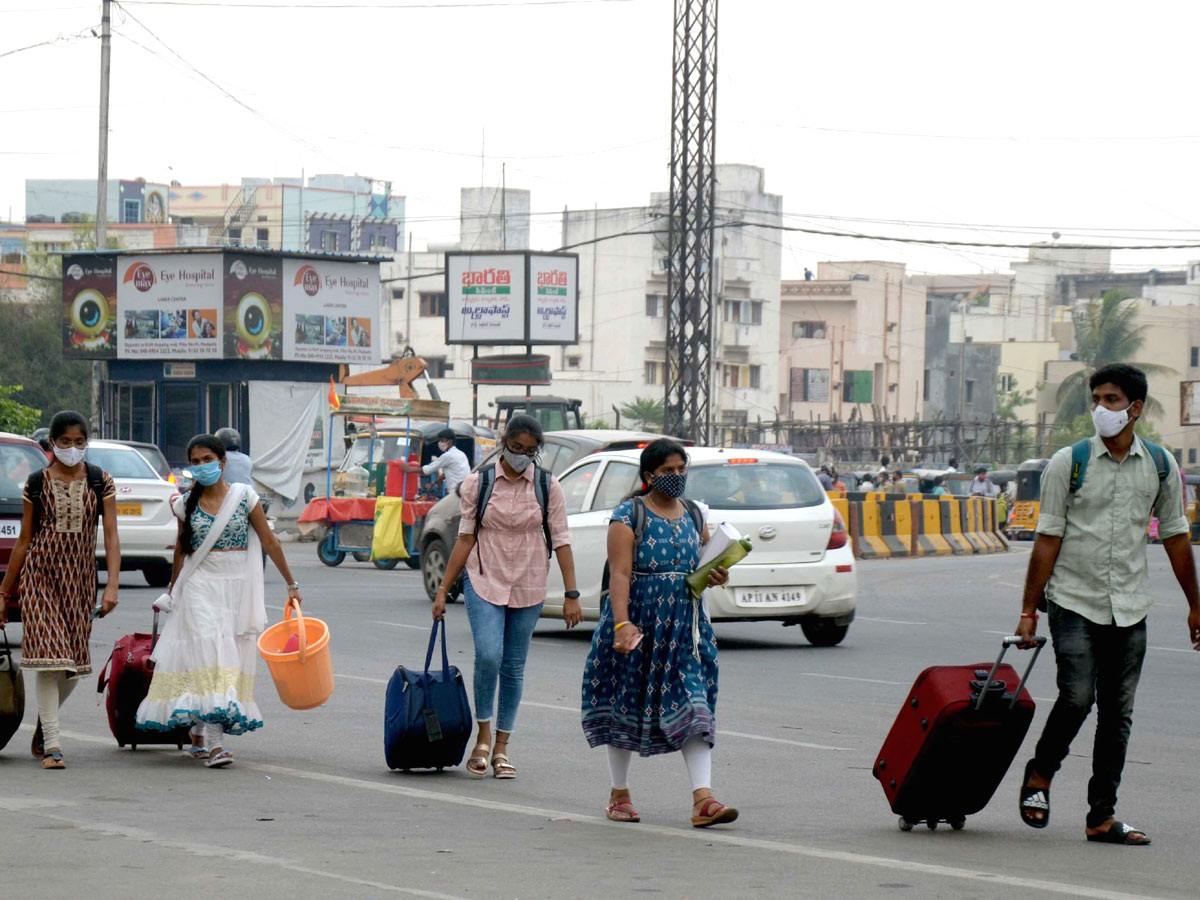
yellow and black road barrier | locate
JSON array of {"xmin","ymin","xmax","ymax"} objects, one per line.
[{"xmin": 832, "ymin": 493, "xmax": 1009, "ymax": 560}]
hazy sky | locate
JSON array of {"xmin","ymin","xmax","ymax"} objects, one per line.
[{"xmin": 5, "ymin": 0, "xmax": 1200, "ymax": 279}]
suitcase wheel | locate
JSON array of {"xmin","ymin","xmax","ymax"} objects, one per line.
[
  {"xmin": 130, "ymin": 743, "xmax": 137, "ymax": 751},
  {"xmin": 926, "ymin": 821, "xmax": 937, "ymax": 831},
  {"xmin": 898, "ymin": 817, "xmax": 914, "ymax": 832},
  {"xmin": 950, "ymin": 817, "xmax": 966, "ymax": 831}
]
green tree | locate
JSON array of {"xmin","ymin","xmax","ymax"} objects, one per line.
[
  {"xmin": 618, "ymin": 396, "xmax": 664, "ymax": 431},
  {"xmin": 995, "ymin": 377, "xmax": 1038, "ymax": 423},
  {"xmin": 1055, "ymin": 290, "xmax": 1174, "ymax": 426},
  {"xmin": 0, "ymin": 384, "xmax": 41, "ymax": 434}
]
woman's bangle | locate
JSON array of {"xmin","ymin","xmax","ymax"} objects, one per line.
[
  {"xmin": 1020, "ymin": 613, "xmax": 1038, "ymax": 622},
  {"xmin": 613, "ymin": 621, "xmax": 632, "ymax": 632}
]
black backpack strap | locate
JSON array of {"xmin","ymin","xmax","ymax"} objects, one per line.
[
  {"xmin": 474, "ymin": 465, "xmax": 496, "ymax": 534},
  {"xmin": 87, "ymin": 463, "xmax": 107, "ymax": 516},
  {"xmin": 630, "ymin": 496, "xmax": 647, "ymax": 545},
  {"xmin": 682, "ymin": 498, "xmax": 705, "ymax": 536},
  {"xmin": 533, "ymin": 466, "xmax": 552, "ymax": 557},
  {"xmin": 26, "ymin": 468, "xmax": 45, "ymax": 537}
]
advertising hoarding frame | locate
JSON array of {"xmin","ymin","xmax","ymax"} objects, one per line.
[{"xmin": 444, "ymin": 250, "xmax": 579, "ymax": 347}]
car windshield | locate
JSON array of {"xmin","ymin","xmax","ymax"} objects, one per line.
[
  {"xmin": 686, "ymin": 461, "xmax": 826, "ymax": 510},
  {"xmin": 132, "ymin": 445, "xmax": 171, "ymax": 479},
  {"xmin": 87, "ymin": 446, "xmax": 157, "ymax": 479},
  {"xmin": 342, "ymin": 435, "xmax": 413, "ymax": 470},
  {"xmin": 0, "ymin": 443, "xmax": 47, "ymax": 499}
]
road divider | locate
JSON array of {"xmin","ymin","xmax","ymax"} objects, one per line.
[{"xmin": 834, "ymin": 494, "xmax": 1007, "ymax": 560}]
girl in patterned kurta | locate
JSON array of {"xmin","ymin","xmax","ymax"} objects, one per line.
[
  {"xmin": 0, "ymin": 411, "xmax": 120, "ymax": 769},
  {"xmin": 136, "ymin": 434, "xmax": 302, "ymax": 769},
  {"xmin": 581, "ymin": 439, "xmax": 738, "ymax": 828}
]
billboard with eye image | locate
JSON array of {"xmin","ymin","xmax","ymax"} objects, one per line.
[
  {"xmin": 224, "ymin": 253, "xmax": 283, "ymax": 360},
  {"xmin": 61, "ymin": 255, "xmax": 118, "ymax": 358}
]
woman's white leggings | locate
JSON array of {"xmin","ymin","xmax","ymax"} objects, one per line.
[
  {"xmin": 189, "ymin": 723, "xmax": 226, "ymax": 748},
  {"xmin": 607, "ymin": 737, "xmax": 712, "ymax": 791},
  {"xmin": 35, "ymin": 671, "xmax": 80, "ymax": 751}
]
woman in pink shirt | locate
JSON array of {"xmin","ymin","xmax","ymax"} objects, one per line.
[{"xmin": 432, "ymin": 415, "xmax": 581, "ymax": 779}]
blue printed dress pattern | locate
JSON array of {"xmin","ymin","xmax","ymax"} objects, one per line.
[{"xmin": 581, "ymin": 499, "xmax": 718, "ymax": 756}]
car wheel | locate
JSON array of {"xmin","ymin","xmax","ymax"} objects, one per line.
[
  {"xmin": 800, "ymin": 618, "xmax": 849, "ymax": 647},
  {"xmin": 373, "ymin": 557, "xmax": 400, "ymax": 571},
  {"xmin": 317, "ymin": 534, "xmax": 346, "ymax": 567},
  {"xmin": 421, "ymin": 538, "xmax": 448, "ymax": 602},
  {"xmin": 143, "ymin": 562, "xmax": 172, "ymax": 588}
]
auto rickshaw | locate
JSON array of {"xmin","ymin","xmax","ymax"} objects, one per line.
[{"xmin": 1007, "ymin": 458, "xmax": 1050, "ymax": 540}]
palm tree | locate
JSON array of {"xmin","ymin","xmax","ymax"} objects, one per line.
[
  {"xmin": 619, "ymin": 396, "xmax": 664, "ymax": 431},
  {"xmin": 1054, "ymin": 290, "xmax": 1174, "ymax": 426}
]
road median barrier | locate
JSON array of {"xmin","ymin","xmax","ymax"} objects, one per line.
[{"xmin": 829, "ymin": 492, "xmax": 1008, "ymax": 560}]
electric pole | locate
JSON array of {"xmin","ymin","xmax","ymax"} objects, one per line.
[
  {"xmin": 92, "ymin": 0, "xmax": 113, "ymax": 430},
  {"xmin": 664, "ymin": 0, "xmax": 718, "ymax": 444}
]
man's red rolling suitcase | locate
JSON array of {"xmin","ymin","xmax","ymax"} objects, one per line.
[
  {"xmin": 873, "ymin": 635, "xmax": 1047, "ymax": 831},
  {"xmin": 95, "ymin": 610, "xmax": 188, "ymax": 750}
]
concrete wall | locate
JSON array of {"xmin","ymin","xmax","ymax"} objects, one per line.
[
  {"xmin": 923, "ymin": 294, "xmax": 1001, "ymax": 422},
  {"xmin": 460, "ymin": 187, "xmax": 530, "ymax": 251}
]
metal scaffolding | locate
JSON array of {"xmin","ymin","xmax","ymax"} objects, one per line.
[{"xmin": 664, "ymin": 0, "xmax": 718, "ymax": 443}]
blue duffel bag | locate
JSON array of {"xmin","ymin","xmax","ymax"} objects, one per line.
[{"xmin": 385, "ymin": 619, "xmax": 472, "ymax": 772}]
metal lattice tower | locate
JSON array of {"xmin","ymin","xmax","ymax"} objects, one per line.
[{"xmin": 663, "ymin": 0, "xmax": 718, "ymax": 443}]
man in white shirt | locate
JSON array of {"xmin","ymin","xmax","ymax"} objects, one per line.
[
  {"xmin": 970, "ymin": 466, "xmax": 998, "ymax": 498},
  {"xmin": 404, "ymin": 428, "xmax": 470, "ymax": 496}
]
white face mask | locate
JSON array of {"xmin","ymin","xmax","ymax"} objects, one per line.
[
  {"xmin": 1092, "ymin": 403, "xmax": 1132, "ymax": 438},
  {"xmin": 53, "ymin": 445, "xmax": 87, "ymax": 467}
]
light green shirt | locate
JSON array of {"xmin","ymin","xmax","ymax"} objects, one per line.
[{"xmin": 1036, "ymin": 435, "xmax": 1188, "ymax": 627}]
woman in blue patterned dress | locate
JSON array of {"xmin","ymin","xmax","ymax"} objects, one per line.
[
  {"xmin": 137, "ymin": 434, "xmax": 303, "ymax": 769},
  {"xmin": 581, "ymin": 439, "xmax": 737, "ymax": 827}
]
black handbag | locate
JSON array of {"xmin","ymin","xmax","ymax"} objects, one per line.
[
  {"xmin": 384, "ymin": 619, "xmax": 472, "ymax": 772},
  {"xmin": 0, "ymin": 625, "xmax": 25, "ymax": 752}
]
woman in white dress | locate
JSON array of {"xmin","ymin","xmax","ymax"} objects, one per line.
[{"xmin": 136, "ymin": 433, "xmax": 302, "ymax": 768}]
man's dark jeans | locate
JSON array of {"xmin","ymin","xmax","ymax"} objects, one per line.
[{"xmin": 1032, "ymin": 602, "xmax": 1147, "ymax": 828}]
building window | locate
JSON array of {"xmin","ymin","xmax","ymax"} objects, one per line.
[
  {"xmin": 112, "ymin": 383, "xmax": 155, "ymax": 443},
  {"xmin": 256, "ymin": 228, "xmax": 269, "ymax": 248},
  {"xmin": 567, "ymin": 356, "xmax": 581, "ymax": 369},
  {"xmin": 1192, "ymin": 346, "xmax": 1199, "ymax": 368},
  {"xmin": 419, "ymin": 292, "xmax": 447, "ymax": 317},
  {"xmin": 789, "ymin": 368, "xmax": 830, "ymax": 403},
  {"xmin": 965, "ymin": 379, "xmax": 975, "ymax": 403},
  {"xmin": 792, "ymin": 320, "xmax": 827, "ymax": 339},
  {"xmin": 723, "ymin": 299, "xmax": 762, "ymax": 325},
  {"xmin": 923, "ymin": 368, "xmax": 930, "ymax": 401},
  {"xmin": 842, "ymin": 370, "xmax": 873, "ymax": 403},
  {"xmin": 1190, "ymin": 449, "xmax": 1197, "ymax": 465},
  {"xmin": 644, "ymin": 360, "xmax": 662, "ymax": 385},
  {"xmin": 369, "ymin": 231, "xmax": 392, "ymax": 251},
  {"xmin": 228, "ymin": 227, "xmax": 242, "ymax": 248},
  {"xmin": 749, "ymin": 365, "xmax": 761, "ymax": 389},
  {"xmin": 722, "ymin": 365, "xmax": 741, "ymax": 389},
  {"xmin": 426, "ymin": 357, "xmax": 449, "ymax": 378},
  {"xmin": 122, "ymin": 199, "xmax": 140, "ymax": 223},
  {"xmin": 391, "ymin": 288, "xmax": 404, "ymax": 301},
  {"xmin": 999, "ymin": 373, "xmax": 1015, "ymax": 393},
  {"xmin": 925, "ymin": 300, "xmax": 932, "ymax": 315},
  {"xmin": 645, "ymin": 293, "xmax": 665, "ymax": 317},
  {"xmin": 750, "ymin": 301, "xmax": 763, "ymax": 325},
  {"xmin": 321, "ymin": 231, "xmax": 339, "ymax": 252}
]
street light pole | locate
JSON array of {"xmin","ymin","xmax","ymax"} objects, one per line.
[{"xmin": 92, "ymin": 0, "xmax": 112, "ymax": 431}]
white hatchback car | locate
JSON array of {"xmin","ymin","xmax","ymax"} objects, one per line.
[
  {"xmin": 87, "ymin": 440, "xmax": 179, "ymax": 587},
  {"xmin": 543, "ymin": 447, "xmax": 857, "ymax": 646}
]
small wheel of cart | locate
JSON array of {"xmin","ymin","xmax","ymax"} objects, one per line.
[
  {"xmin": 898, "ymin": 817, "xmax": 914, "ymax": 832},
  {"xmin": 317, "ymin": 533, "xmax": 345, "ymax": 567},
  {"xmin": 373, "ymin": 557, "xmax": 401, "ymax": 571},
  {"xmin": 950, "ymin": 817, "xmax": 966, "ymax": 831},
  {"xmin": 352, "ymin": 551, "xmax": 371, "ymax": 562}
]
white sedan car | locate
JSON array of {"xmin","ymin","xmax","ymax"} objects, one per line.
[
  {"xmin": 88, "ymin": 440, "xmax": 179, "ymax": 587},
  {"xmin": 544, "ymin": 448, "xmax": 857, "ymax": 646}
]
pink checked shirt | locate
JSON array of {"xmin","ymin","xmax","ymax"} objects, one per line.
[{"xmin": 458, "ymin": 460, "xmax": 571, "ymax": 608}]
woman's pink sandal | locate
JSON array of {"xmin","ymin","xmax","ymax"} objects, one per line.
[
  {"xmin": 606, "ymin": 798, "xmax": 641, "ymax": 823},
  {"xmin": 691, "ymin": 797, "xmax": 738, "ymax": 828}
]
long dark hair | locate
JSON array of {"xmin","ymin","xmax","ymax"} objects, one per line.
[
  {"xmin": 179, "ymin": 434, "xmax": 226, "ymax": 555},
  {"xmin": 627, "ymin": 438, "xmax": 689, "ymax": 500}
]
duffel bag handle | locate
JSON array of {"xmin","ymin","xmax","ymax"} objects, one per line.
[{"xmin": 424, "ymin": 619, "xmax": 451, "ymax": 679}]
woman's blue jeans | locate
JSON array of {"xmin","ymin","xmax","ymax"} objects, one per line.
[{"xmin": 463, "ymin": 576, "xmax": 543, "ymax": 734}]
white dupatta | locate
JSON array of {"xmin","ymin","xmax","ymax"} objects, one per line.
[{"xmin": 162, "ymin": 483, "xmax": 267, "ymax": 638}]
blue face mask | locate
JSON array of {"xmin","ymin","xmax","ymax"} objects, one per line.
[
  {"xmin": 651, "ymin": 472, "xmax": 687, "ymax": 498},
  {"xmin": 189, "ymin": 460, "xmax": 222, "ymax": 487}
]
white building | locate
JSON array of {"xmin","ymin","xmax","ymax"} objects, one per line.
[{"xmin": 378, "ymin": 166, "xmax": 783, "ymax": 438}]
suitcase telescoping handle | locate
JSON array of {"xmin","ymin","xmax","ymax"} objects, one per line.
[{"xmin": 974, "ymin": 635, "xmax": 1048, "ymax": 712}]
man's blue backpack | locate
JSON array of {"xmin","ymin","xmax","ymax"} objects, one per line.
[
  {"xmin": 1068, "ymin": 437, "xmax": 1170, "ymax": 495},
  {"xmin": 384, "ymin": 619, "xmax": 473, "ymax": 772}
]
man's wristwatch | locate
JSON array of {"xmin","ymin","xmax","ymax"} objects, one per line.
[
  {"xmin": 564, "ymin": 590, "xmax": 580, "ymax": 600},
  {"xmin": 287, "ymin": 582, "xmax": 300, "ymax": 591}
]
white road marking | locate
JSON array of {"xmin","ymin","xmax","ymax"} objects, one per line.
[
  {"xmin": 40, "ymin": 727, "xmax": 1177, "ymax": 900},
  {"xmin": 856, "ymin": 616, "xmax": 927, "ymax": 626},
  {"xmin": 1148, "ymin": 645, "xmax": 1195, "ymax": 653},
  {"xmin": 799, "ymin": 672, "xmax": 904, "ymax": 686},
  {"xmin": 333, "ymin": 675, "xmax": 847, "ymax": 749},
  {"xmin": 366, "ymin": 619, "xmax": 430, "ymax": 631}
]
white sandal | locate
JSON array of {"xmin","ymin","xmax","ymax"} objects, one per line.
[{"xmin": 205, "ymin": 748, "xmax": 233, "ymax": 769}]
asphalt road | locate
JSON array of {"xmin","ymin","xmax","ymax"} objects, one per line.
[{"xmin": 2, "ymin": 541, "xmax": 1199, "ymax": 900}]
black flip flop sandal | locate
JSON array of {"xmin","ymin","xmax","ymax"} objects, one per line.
[
  {"xmin": 1019, "ymin": 759, "xmax": 1050, "ymax": 829},
  {"xmin": 1087, "ymin": 822, "xmax": 1150, "ymax": 846}
]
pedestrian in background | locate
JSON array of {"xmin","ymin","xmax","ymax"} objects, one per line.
[
  {"xmin": 215, "ymin": 427, "xmax": 253, "ymax": 488},
  {"xmin": 582, "ymin": 438, "xmax": 736, "ymax": 828},
  {"xmin": 930, "ymin": 476, "xmax": 949, "ymax": 496},
  {"xmin": 1016, "ymin": 364, "xmax": 1200, "ymax": 845},
  {"xmin": 816, "ymin": 464, "xmax": 834, "ymax": 491},
  {"xmin": 432, "ymin": 415, "xmax": 580, "ymax": 780},
  {"xmin": 831, "ymin": 469, "xmax": 848, "ymax": 492},
  {"xmin": 137, "ymin": 434, "xmax": 303, "ymax": 769},
  {"xmin": 0, "ymin": 411, "xmax": 119, "ymax": 769}
]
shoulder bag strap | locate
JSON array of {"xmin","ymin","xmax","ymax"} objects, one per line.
[
  {"xmin": 630, "ymin": 496, "xmax": 646, "ymax": 544},
  {"xmin": 27, "ymin": 469, "xmax": 44, "ymax": 536},
  {"xmin": 169, "ymin": 484, "xmax": 248, "ymax": 604},
  {"xmin": 1069, "ymin": 439, "xmax": 1091, "ymax": 494},
  {"xmin": 683, "ymin": 498, "xmax": 705, "ymax": 535},
  {"xmin": 1141, "ymin": 439, "xmax": 1170, "ymax": 482},
  {"xmin": 535, "ymin": 467, "xmax": 552, "ymax": 556},
  {"xmin": 87, "ymin": 464, "xmax": 106, "ymax": 515}
]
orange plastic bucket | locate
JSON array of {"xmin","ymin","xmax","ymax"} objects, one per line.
[{"xmin": 257, "ymin": 598, "xmax": 334, "ymax": 710}]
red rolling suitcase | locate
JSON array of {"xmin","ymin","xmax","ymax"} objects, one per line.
[
  {"xmin": 873, "ymin": 635, "xmax": 1047, "ymax": 831},
  {"xmin": 95, "ymin": 610, "xmax": 188, "ymax": 750}
]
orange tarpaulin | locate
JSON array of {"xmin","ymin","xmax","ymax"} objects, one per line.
[{"xmin": 298, "ymin": 497, "xmax": 437, "ymax": 526}]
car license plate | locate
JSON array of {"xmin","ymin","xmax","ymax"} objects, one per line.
[
  {"xmin": 0, "ymin": 519, "xmax": 20, "ymax": 539},
  {"xmin": 116, "ymin": 503, "xmax": 142, "ymax": 517},
  {"xmin": 734, "ymin": 587, "xmax": 804, "ymax": 607}
]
